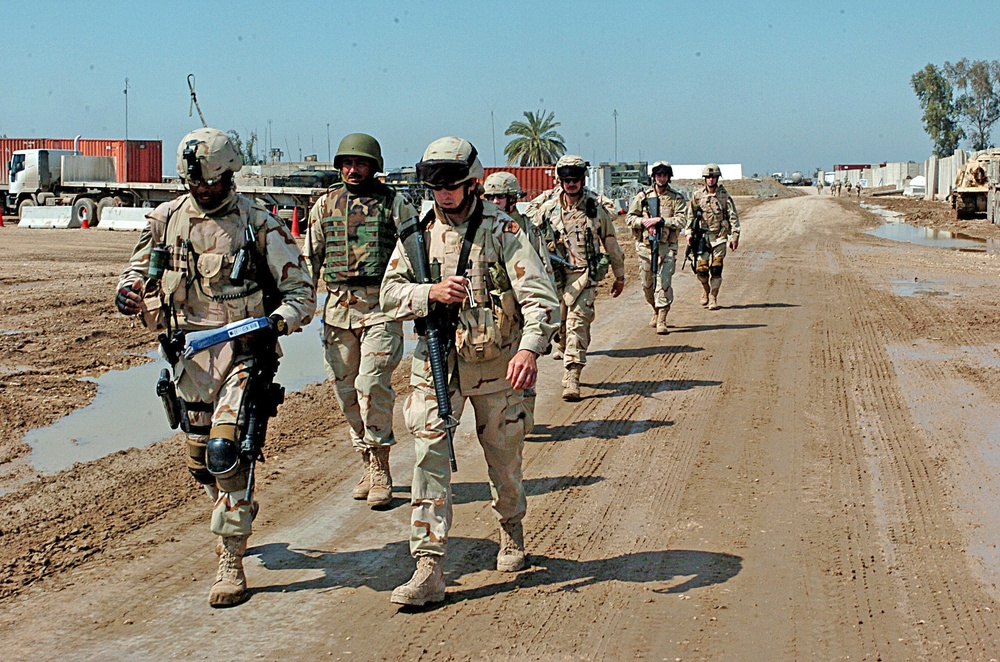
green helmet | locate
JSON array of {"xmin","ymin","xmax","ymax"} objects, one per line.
[
  {"xmin": 334, "ymin": 132, "xmax": 384, "ymax": 172},
  {"xmin": 702, "ymin": 163, "xmax": 722, "ymax": 178},
  {"xmin": 483, "ymin": 171, "xmax": 522, "ymax": 196},
  {"xmin": 176, "ymin": 127, "xmax": 242, "ymax": 183},
  {"xmin": 416, "ymin": 136, "xmax": 484, "ymax": 186},
  {"xmin": 651, "ymin": 160, "xmax": 673, "ymax": 178},
  {"xmin": 555, "ymin": 154, "xmax": 587, "ymax": 181}
]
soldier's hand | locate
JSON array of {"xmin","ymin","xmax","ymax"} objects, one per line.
[
  {"xmin": 506, "ymin": 349, "xmax": 538, "ymax": 390},
  {"xmin": 641, "ymin": 216, "xmax": 662, "ymax": 230},
  {"xmin": 429, "ymin": 276, "xmax": 470, "ymax": 304},
  {"xmin": 115, "ymin": 280, "xmax": 143, "ymax": 316},
  {"xmin": 611, "ymin": 277, "xmax": 625, "ymax": 298},
  {"xmin": 729, "ymin": 239, "xmax": 739, "ymax": 252}
]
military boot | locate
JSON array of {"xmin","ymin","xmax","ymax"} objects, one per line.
[
  {"xmin": 390, "ymin": 555, "xmax": 446, "ymax": 606},
  {"xmin": 656, "ymin": 306, "xmax": 670, "ymax": 335},
  {"xmin": 209, "ymin": 535, "xmax": 249, "ymax": 607},
  {"xmin": 352, "ymin": 450, "xmax": 372, "ymax": 500},
  {"xmin": 562, "ymin": 365, "xmax": 582, "ymax": 402},
  {"xmin": 367, "ymin": 446, "xmax": 393, "ymax": 509},
  {"xmin": 497, "ymin": 521, "xmax": 526, "ymax": 572},
  {"xmin": 708, "ymin": 278, "xmax": 722, "ymax": 311},
  {"xmin": 648, "ymin": 307, "xmax": 657, "ymax": 328},
  {"xmin": 699, "ymin": 279, "xmax": 711, "ymax": 307}
]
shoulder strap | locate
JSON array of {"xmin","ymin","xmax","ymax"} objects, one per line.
[{"xmin": 456, "ymin": 200, "xmax": 484, "ymax": 278}]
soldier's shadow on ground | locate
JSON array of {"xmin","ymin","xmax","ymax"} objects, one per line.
[
  {"xmin": 527, "ymin": 419, "xmax": 674, "ymax": 442},
  {"xmin": 588, "ymin": 345, "xmax": 703, "ymax": 359},
  {"xmin": 586, "ymin": 379, "xmax": 722, "ymax": 399},
  {"xmin": 670, "ymin": 323, "xmax": 766, "ymax": 334},
  {"xmin": 247, "ymin": 537, "xmax": 742, "ymax": 610},
  {"xmin": 450, "ymin": 475, "xmax": 606, "ymax": 505},
  {"xmin": 723, "ymin": 302, "xmax": 799, "ymax": 310}
]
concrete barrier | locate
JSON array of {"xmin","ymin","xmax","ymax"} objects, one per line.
[
  {"xmin": 99, "ymin": 207, "xmax": 150, "ymax": 231},
  {"xmin": 18, "ymin": 205, "xmax": 77, "ymax": 229}
]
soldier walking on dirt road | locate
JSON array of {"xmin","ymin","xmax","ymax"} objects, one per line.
[
  {"xmin": 626, "ymin": 160, "xmax": 687, "ymax": 334},
  {"xmin": 303, "ymin": 134, "xmax": 416, "ymax": 509},
  {"xmin": 686, "ymin": 164, "xmax": 740, "ymax": 311},
  {"xmin": 380, "ymin": 137, "xmax": 559, "ymax": 606},
  {"xmin": 532, "ymin": 155, "xmax": 625, "ymax": 401},
  {"xmin": 115, "ymin": 128, "xmax": 315, "ymax": 607}
]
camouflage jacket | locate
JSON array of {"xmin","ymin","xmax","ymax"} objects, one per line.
[
  {"xmin": 380, "ymin": 200, "xmax": 559, "ymax": 396},
  {"xmin": 304, "ymin": 182, "xmax": 417, "ymax": 329},
  {"xmin": 118, "ymin": 192, "xmax": 315, "ymax": 334},
  {"xmin": 532, "ymin": 187, "xmax": 626, "ymax": 281},
  {"xmin": 687, "ymin": 184, "xmax": 740, "ymax": 242},
  {"xmin": 626, "ymin": 184, "xmax": 687, "ymax": 257}
]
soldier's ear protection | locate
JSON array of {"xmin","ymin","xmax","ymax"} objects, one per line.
[
  {"xmin": 585, "ymin": 197, "xmax": 598, "ymax": 219},
  {"xmin": 182, "ymin": 140, "xmax": 204, "ymax": 183}
]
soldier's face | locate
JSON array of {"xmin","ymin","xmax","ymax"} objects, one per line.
[
  {"xmin": 189, "ymin": 177, "xmax": 229, "ymax": 209},
  {"xmin": 432, "ymin": 180, "xmax": 473, "ymax": 212},
  {"xmin": 654, "ymin": 172, "xmax": 670, "ymax": 188},
  {"xmin": 704, "ymin": 175, "xmax": 719, "ymax": 191},
  {"xmin": 341, "ymin": 157, "xmax": 373, "ymax": 185},
  {"xmin": 485, "ymin": 193, "xmax": 512, "ymax": 212},
  {"xmin": 561, "ymin": 177, "xmax": 583, "ymax": 196}
]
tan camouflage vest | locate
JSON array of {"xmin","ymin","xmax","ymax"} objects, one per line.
[
  {"xmin": 545, "ymin": 192, "xmax": 604, "ymax": 272},
  {"xmin": 154, "ymin": 195, "xmax": 270, "ymax": 328},
  {"xmin": 692, "ymin": 187, "xmax": 732, "ymax": 236},
  {"xmin": 319, "ymin": 184, "xmax": 397, "ymax": 286}
]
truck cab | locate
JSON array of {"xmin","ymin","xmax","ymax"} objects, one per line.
[{"xmin": 7, "ymin": 149, "xmax": 80, "ymax": 212}]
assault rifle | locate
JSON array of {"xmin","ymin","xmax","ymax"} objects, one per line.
[
  {"xmin": 646, "ymin": 196, "xmax": 661, "ymax": 274},
  {"xmin": 398, "ymin": 214, "xmax": 459, "ymax": 472},
  {"xmin": 684, "ymin": 209, "xmax": 710, "ymax": 273},
  {"xmin": 241, "ymin": 326, "xmax": 284, "ymax": 502}
]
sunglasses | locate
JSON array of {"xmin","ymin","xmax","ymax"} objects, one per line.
[
  {"xmin": 427, "ymin": 181, "xmax": 467, "ymax": 192},
  {"xmin": 561, "ymin": 177, "xmax": 583, "ymax": 184},
  {"xmin": 485, "ymin": 193, "xmax": 507, "ymax": 200}
]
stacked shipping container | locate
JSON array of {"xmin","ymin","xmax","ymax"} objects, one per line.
[
  {"xmin": 0, "ymin": 138, "xmax": 162, "ymax": 184},
  {"xmin": 483, "ymin": 166, "xmax": 556, "ymax": 200}
]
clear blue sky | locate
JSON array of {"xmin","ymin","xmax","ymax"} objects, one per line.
[{"xmin": 3, "ymin": 1, "xmax": 997, "ymax": 178}]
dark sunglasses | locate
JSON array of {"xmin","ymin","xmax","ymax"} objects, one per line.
[
  {"xmin": 561, "ymin": 176, "xmax": 583, "ymax": 184},
  {"xmin": 427, "ymin": 181, "xmax": 467, "ymax": 192}
]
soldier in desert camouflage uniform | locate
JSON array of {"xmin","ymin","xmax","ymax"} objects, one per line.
[
  {"xmin": 532, "ymin": 155, "xmax": 626, "ymax": 401},
  {"xmin": 116, "ymin": 128, "xmax": 315, "ymax": 607},
  {"xmin": 304, "ymin": 134, "xmax": 416, "ymax": 509},
  {"xmin": 626, "ymin": 160, "xmax": 687, "ymax": 334},
  {"xmin": 381, "ymin": 137, "xmax": 559, "ymax": 606},
  {"xmin": 686, "ymin": 164, "xmax": 740, "ymax": 311}
]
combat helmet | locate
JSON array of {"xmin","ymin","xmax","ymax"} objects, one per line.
[
  {"xmin": 702, "ymin": 163, "xmax": 722, "ymax": 178},
  {"xmin": 483, "ymin": 171, "xmax": 522, "ymax": 196},
  {"xmin": 177, "ymin": 127, "xmax": 243, "ymax": 183},
  {"xmin": 651, "ymin": 160, "xmax": 673, "ymax": 178},
  {"xmin": 334, "ymin": 133, "xmax": 384, "ymax": 172},
  {"xmin": 416, "ymin": 137, "xmax": 484, "ymax": 186},
  {"xmin": 555, "ymin": 154, "xmax": 588, "ymax": 181}
]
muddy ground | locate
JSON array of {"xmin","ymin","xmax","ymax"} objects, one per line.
[{"xmin": 3, "ymin": 189, "xmax": 1000, "ymax": 659}]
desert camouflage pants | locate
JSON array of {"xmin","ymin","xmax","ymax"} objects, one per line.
[
  {"xmin": 562, "ymin": 283, "xmax": 597, "ymax": 368},
  {"xmin": 639, "ymin": 248, "xmax": 677, "ymax": 309},
  {"xmin": 177, "ymin": 349, "xmax": 255, "ymax": 538},
  {"xmin": 403, "ymin": 384, "xmax": 527, "ymax": 558},
  {"xmin": 323, "ymin": 321, "xmax": 403, "ymax": 450}
]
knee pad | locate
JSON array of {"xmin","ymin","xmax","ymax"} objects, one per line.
[
  {"xmin": 185, "ymin": 438, "xmax": 215, "ymax": 485},
  {"xmin": 206, "ymin": 423, "xmax": 242, "ymax": 479},
  {"xmin": 709, "ymin": 264, "xmax": 724, "ymax": 278}
]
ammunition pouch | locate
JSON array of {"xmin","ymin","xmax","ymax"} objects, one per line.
[
  {"xmin": 592, "ymin": 253, "xmax": 611, "ymax": 282},
  {"xmin": 455, "ymin": 305, "xmax": 503, "ymax": 363}
]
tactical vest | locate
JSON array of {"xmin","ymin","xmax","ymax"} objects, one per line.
[
  {"xmin": 319, "ymin": 184, "xmax": 397, "ymax": 286},
  {"xmin": 546, "ymin": 193, "xmax": 604, "ymax": 272}
]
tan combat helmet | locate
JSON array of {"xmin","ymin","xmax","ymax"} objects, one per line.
[
  {"xmin": 651, "ymin": 160, "xmax": 673, "ymax": 178},
  {"xmin": 416, "ymin": 136, "xmax": 484, "ymax": 186},
  {"xmin": 176, "ymin": 127, "xmax": 243, "ymax": 183},
  {"xmin": 555, "ymin": 154, "xmax": 588, "ymax": 181},
  {"xmin": 702, "ymin": 163, "xmax": 722, "ymax": 178},
  {"xmin": 483, "ymin": 171, "xmax": 522, "ymax": 196},
  {"xmin": 334, "ymin": 133, "xmax": 384, "ymax": 172}
]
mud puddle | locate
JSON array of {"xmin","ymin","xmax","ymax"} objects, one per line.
[
  {"xmin": 891, "ymin": 279, "xmax": 958, "ymax": 298},
  {"xmin": 25, "ymin": 319, "xmax": 417, "ymax": 474},
  {"xmin": 864, "ymin": 203, "xmax": 1000, "ymax": 253}
]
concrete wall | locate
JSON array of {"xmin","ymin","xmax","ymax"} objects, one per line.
[{"xmin": 866, "ymin": 162, "xmax": 923, "ymax": 189}]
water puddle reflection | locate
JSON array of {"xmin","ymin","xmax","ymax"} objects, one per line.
[
  {"xmin": 863, "ymin": 203, "xmax": 999, "ymax": 253},
  {"xmin": 891, "ymin": 279, "xmax": 957, "ymax": 298},
  {"xmin": 26, "ymin": 318, "xmax": 418, "ymax": 474}
]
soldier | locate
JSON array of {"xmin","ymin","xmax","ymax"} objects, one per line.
[
  {"xmin": 855, "ymin": 180, "xmax": 863, "ymax": 199},
  {"xmin": 844, "ymin": 180, "xmax": 853, "ymax": 196},
  {"xmin": 482, "ymin": 171, "xmax": 553, "ymax": 433},
  {"xmin": 533, "ymin": 155, "xmax": 626, "ymax": 401},
  {"xmin": 816, "ymin": 179, "xmax": 825, "ymax": 195},
  {"xmin": 687, "ymin": 164, "xmax": 740, "ymax": 311},
  {"xmin": 381, "ymin": 137, "xmax": 559, "ymax": 606},
  {"xmin": 626, "ymin": 161, "xmax": 687, "ymax": 334},
  {"xmin": 115, "ymin": 128, "xmax": 315, "ymax": 606},
  {"xmin": 303, "ymin": 134, "xmax": 416, "ymax": 509}
]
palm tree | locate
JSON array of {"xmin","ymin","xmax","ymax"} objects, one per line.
[{"xmin": 504, "ymin": 110, "xmax": 566, "ymax": 166}]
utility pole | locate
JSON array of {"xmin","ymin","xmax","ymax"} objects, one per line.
[
  {"xmin": 612, "ymin": 109, "xmax": 618, "ymax": 163},
  {"xmin": 123, "ymin": 77, "xmax": 130, "ymax": 182},
  {"xmin": 327, "ymin": 123, "xmax": 331, "ymax": 162},
  {"xmin": 267, "ymin": 120, "xmax": 273, "ymax": 163},
  {"xmin": 490, "ymin": 111, "xmax": 497, "ymax": 166}
]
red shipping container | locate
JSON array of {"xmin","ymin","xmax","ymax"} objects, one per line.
[
  {"xmin": 0, "ymin": 138, "xmax": 162, "ymax": 184},
  {"xmin": 483, "ymin": 166, "xmax": 556, "ymax": 200}
]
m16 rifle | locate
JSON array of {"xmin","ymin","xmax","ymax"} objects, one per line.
[
  {"xmin": 684, "ymin": 209, "xmax": 710, "ymax": 273},
  {"xmin": 646, "ymin": 196, "xmax": 661, "ymax": 274},
  {"xmin": 240, "ymin": 325, "xmax": 284, "ymax": 502}
]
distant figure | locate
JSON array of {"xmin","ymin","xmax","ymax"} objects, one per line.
[
  {"xmin": 816, "ymin": 180, "xmax": 824, "ymax": 195},
  {"xmin": 844, "ymin": 181, "xmax": 853, "ymax": 196},
  {"xmin": 855, "ymin": 181, "xmax": 863, "ymax": 199}
]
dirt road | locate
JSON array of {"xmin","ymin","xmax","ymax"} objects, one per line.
[{"xmin": 3, "ymin": 192, "xmax": 1000, "ymax": 660}]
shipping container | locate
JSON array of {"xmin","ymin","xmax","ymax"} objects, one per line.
[
  {"xmin": 0, "ymin": 138, "xmax": 162, "ymax": 183},
  {"xmin": 483, "ymin": 166, "xmax": 556, "ymax": 200}
]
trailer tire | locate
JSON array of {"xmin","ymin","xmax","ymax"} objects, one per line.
[
  {"xmin": 73, "ymin": 198, "xmax": 98, "ymax": 228},
  {"xmin": 96, "ymin": 197, "xmax": 118, "ymax": 223},
  {"xmin": 17, "ymin": 198, "xmax": 35, "ymax": 219}
]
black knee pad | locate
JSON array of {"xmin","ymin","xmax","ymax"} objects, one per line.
[
  {"xmin": 709, "ymin": 265, "xmax": 724, "ymax": 278},
  {"xmin": 206, "ymin": 423, "xmax": 249, "ymax": 493}
]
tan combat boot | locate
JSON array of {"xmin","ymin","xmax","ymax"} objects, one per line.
[
  {"xmin": 497, "ymin": 521, "xmax": 526, "ymax": 572},
  {"xmin": 390, "ymin": 555, "xmax": 446, "ymax": 606},
  {"xmin": 562, "ymin": 365, "xmax": 582, "ymax": 402},
  {"xmin": 656, "ymin": 306, "xmax": 670, "ymax": 335},
  {"xmin": 209, "ymin": 535, "xmax": 249, "ymax": 607},
  {"xmin": 708, "ymin": 278, "xmax": 721, "ymax": 311},
  {"xmin": 699, "ymin": 279, "xmax": 711, "ymax": 307},
  {"xmin": 648, "ymin": 307, "xmax": 657, "ymax": 328},
  {"xmin": 367, "ymin": 446, "xmax": 392, "ymax": 509},
  {"xmin": 352, "ymin": 449, "xmax": 371, "ymax": 500}
]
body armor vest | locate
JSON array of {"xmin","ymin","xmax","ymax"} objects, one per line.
[{"xmin": 320, "ymin": 184, "xmax": 397, "ymax": 286}]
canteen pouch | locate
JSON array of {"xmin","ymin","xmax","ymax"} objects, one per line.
[{"xmin": 455, "ymin": 305, "xmax": 503, "ymax": 363}]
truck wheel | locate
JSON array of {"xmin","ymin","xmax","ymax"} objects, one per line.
[
  {"xmin": 17, "ymin": 198, "xmax": 35, "ymax": 219},
  {"xmin": 73, "ymin": 198, "xmax": 98, "ymax": 228},
  {"xmin": 96, "ymin": 196, "xmax": 118, "ymax": 223}
]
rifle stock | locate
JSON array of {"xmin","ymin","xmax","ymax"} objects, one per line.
[{"xmin": 646, "ymin": 196, "xmax": 661, "ymax": 274}]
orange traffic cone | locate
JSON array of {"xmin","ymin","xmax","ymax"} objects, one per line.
[
  {"xmin": 80, "ymin": 210, "xmax": 90, "ymax": 229},
  {"xmin": 291, "ymin": 206, "xmax": 301, "ymax": 238},
  {"xmin": 271, "ymin": 205, "xmax": 278, "ymax": 216}
]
